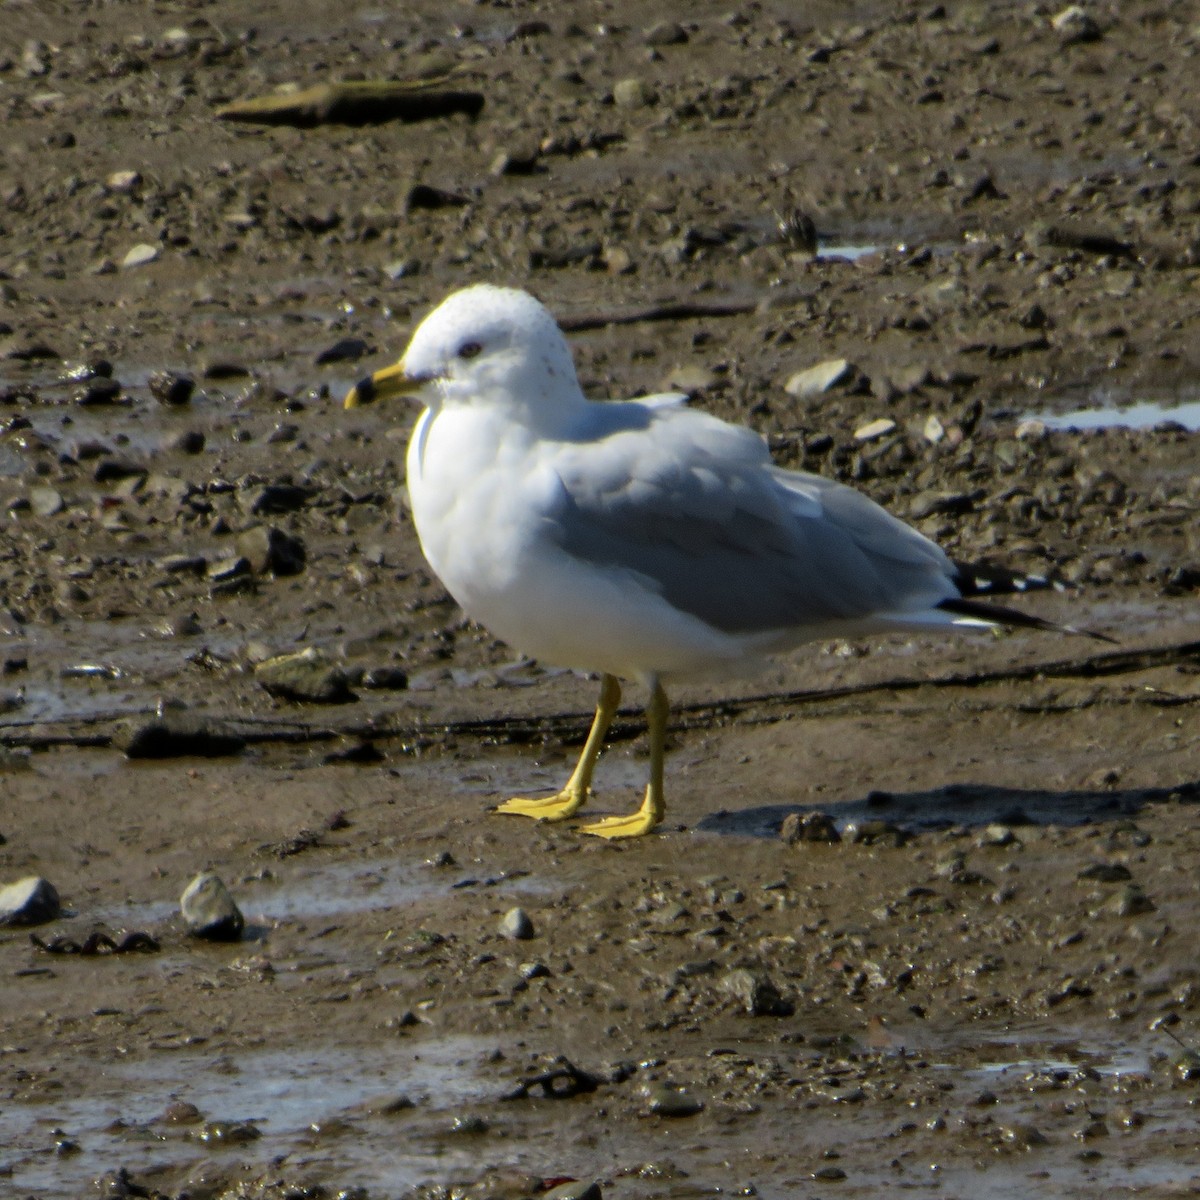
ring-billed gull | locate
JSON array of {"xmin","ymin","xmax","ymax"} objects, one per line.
[{"xmin": 345, "ymin": 284, "xmax": 1103, "ymax": 838}]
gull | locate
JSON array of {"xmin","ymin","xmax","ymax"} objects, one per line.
[{"xmin": 344, "ymin": 285, "xmax": 1103, "ymax": 838}]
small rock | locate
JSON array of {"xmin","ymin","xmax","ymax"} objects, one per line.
[
  {"xmin": 158, "ymin": 553, "xmax": 207, "ymax": 576},
  {"xmin": 613, "ymin": 78, "xmax": 654, "ymax": 108},
  {"xmin": 1106, "ymin": 885, "xmax": 1155, "ymax": 917},
  {"xmin": 853, "ymin": 417, "xmax": 896, "ymax": 442},
  {"xmin": 122, "ymin": 243, "xmax": 160, "ymax": 269},
  {"xmin": 114, "ymin": 717, "xmax": 246, "ymax": 759},
  {"xmin": 780, "ymin": 810, "xmax": 841, "ymax": 844},
  {"xmin": 1051, "ymin": 4, "xmax": 1102, "ymax": 44},
  {"xmin": 202, "ymin": 358, "xmax": 251, "ymax": 381},
  {"xmin": 1078, "ymin": 862, "xmax": 1132, "ymax": 883},
  {"xmin": 75, "ymin": 377, "xmax": 122, "ymax": 406},
  {"xmin": 500, "ymin": 907, "xmax": 535, "ymax": 940},
  {"xmin": 94, "ymin": 458, "xmax": 146, "ymax": 484},
  {"xmin": 600, "ymin": 246, "xmax": 632, "ymax": 275},
  {"xmin": 207, "ymin": 555, "xmax": 251, "ymax": 583},
  {"xmin": 783, "ymin": 358, "xmax": 856, "ymax": 399},
  {"xmin": 0, "ymin": 875, "xmax": 61, "ymax": 926},
  {"xmin": 490, "ymin": 144, "xmax": 541, "ymax": 176},
  {"xmin": 170, "ymin": 430, "xmax": 206, "ymax": 454},
  {"xmin": 660, "ymin": 364, "xmax": 716, "ymax": 394},
  {"xmin": 315, "ymin": 338, "xmax": 369, "ymax": 366},
  {"xmin": 641, "ymin": 1082, "xmax": 704, "ymax": 1117},
  {"xmin": 180, "ymin": 872, "xmax": 244, "ymax": 941},
  {"xmin": 29, "ymin": 486, "xmax": 64, "ymax": 516},
  {"xmin": 236, "ymin": 525, "xmax": 307, "ymax": 576},
  {"xmin": 644, "ymin": 21, "xmax": 688, "ymax": 45},
  {"xmin": 106, "ymin": 170, "xmax": 142, "ymax": 193},
  {"xmin": 148, "ymin": 371, "xmax": 195, "ymax": 406},
  {"xmin": 255, "ymin": 647, "xmax": 356, "ymax": 704},
  {"xmin": 543, "ymin": 1182, "xmax": 602, "ymax": 1200},
  {"xmin": 361, "ymin": 666, "xmax": 409, "ymax": 690},
  {"xmin": 722, "ymin": 967, "xmax": 794, "ymax": 1016},
  {"xmin": 845, "ymin": 819, "xmax": 910, "ymax": 847},
  {"xmin": 922, "ymin": 414, "xmax": 946, "ymax": 443},
  {"xmin": 242, "ymin": 483, "xmax": 313, "ymax": 515}
]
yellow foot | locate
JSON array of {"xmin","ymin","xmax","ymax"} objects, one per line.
[
  {"xmin": 494, "ymin": 790, "xmax": 585, "ymax": 822},
  {"xmin": 580, "ymin": 809, "xmax": 662, "ymax": 839}
]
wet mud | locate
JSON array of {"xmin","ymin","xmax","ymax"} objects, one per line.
[{"xmin": 2, "ymin": 1, "xmax": 1200, "ymax": 1198}]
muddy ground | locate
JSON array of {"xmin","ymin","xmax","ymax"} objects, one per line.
[{"xmin": 2, "ymin": 1, "xmax": 1200, "ymax": 1197}]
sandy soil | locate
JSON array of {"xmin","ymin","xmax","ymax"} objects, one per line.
[{"xmin": 2, "ymin": 2, "xmax": 1200, "ymax": 1197}]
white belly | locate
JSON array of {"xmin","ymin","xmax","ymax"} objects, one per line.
[{"xmin": 406, "ymin": 406, "xmax": 750, "ymax": 683}]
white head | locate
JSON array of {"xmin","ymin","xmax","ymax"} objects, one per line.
[{"xmin": 345, "ymin": 285, "xmax": 584, "ymax": 428}]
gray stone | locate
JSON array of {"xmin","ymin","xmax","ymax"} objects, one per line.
[
  {"xmin": 122, "ymin": 242, "xmax": 160, "ymax": 269},
  {"xmin": 180, "ymin": 872, "xmax": 244, "ymax": 941},
  {"xmin": 1078, "ymin": 862, "xmax": 1132, "ymax": 883},
  {"xmin": 29, "ymin": 486, "xmax": 64, "ymax": 516},
  {"xmin": 499, "ymin": 907, "xmax": 535, "ymax": 940},
  {"xmin": 236, "ymin": 526, "xmax": 307, "ymax": 576},
  {"xmin": 642, "ymin": 1082, "xmax": 704, "ymax": 1117},
  {"xmin": 255, "ymin": 647, "xmax": 355, "ymax": 704},
  {"xmin": 148, "ymin": 371, "xmax": 195, "ymax": 406},
  {"xmin": 722, "ymin": 967, "xmax": 794, "ymax": 1016},
  {"xmin": 1051, "ymin": 5, "xmax": 1102, "ymax": 44},
  {"xmin": 853, "ymin": 417, "xmax": 896, "ymax": 442},
  {"xmin": 780, "ymin": 810, "xmax": 841, "ymax": 844},
  {"xmin": 644, "ymin": 21, "xmax": 688, "ymax": 45},
  {"xmin": 114, "ymin": 717, "xmax": 246, "ymax": 759},
  {"xmin": 544, "ymin": 1182, "xmax": 601, "ymax": 1200},
  {"xmin": 783, "ymin": 358, "xmax": 856, "ymax": 399},
  {"xmin": 0, "ymin": 875, "xmax": 61, "ymax": 926},
  {"xmin": 613, "ymin": 78, "xmax": 654, "ymax": 108}
]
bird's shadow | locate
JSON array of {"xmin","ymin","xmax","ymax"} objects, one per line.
[{"xmin": 696, "ymin": 779, "xmax": 1200, "ymax": 838}]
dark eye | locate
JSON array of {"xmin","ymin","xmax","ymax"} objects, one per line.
[{"xmin": 457, "ymin": 341, "xmax": 482, "ymax": 360}]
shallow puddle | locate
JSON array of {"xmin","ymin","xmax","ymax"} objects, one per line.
[
  {"xmin": 1038, "ymin": 399, "xmax": 1200, "ymax": 432},
  {"xmin": 0, "ymin": 1035, "xmax": 500, "ymax": 1197}
]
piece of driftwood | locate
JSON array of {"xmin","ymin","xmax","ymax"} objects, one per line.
[
  {"xmin": 216, "ymin": 81, "xmax": 484, "ymax": 127},
  {"xmin": 558, "ymin": 298, "xmax": 758, "ymax": 332}
]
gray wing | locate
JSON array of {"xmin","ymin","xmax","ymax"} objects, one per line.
[{"xmin": 550, "ymin": 404, "xmax": 957, "ymax": 636}]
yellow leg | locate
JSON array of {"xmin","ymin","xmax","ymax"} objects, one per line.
[
  {"xmin": 581, "ymin": 681, "xmax": 668, "ymax": 839},
  {"xmin": 494, "ymin": 674, "xmax": 621, "ymax": 822}
]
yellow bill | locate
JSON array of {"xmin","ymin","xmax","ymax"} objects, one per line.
[{"xmin": 343, "ymin": 361, "xmax": 425, "ymax": 408}]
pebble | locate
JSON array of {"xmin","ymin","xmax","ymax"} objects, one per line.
[
  {"xmin": 236, "ymin": 525, "xmax": 307, "ymax": 576},
  {"xmin": 644, "ymin": 21, "xmax": 688, "ymax": 45},
  {"xmin": 721, "ymin": 967, "xmax": 794, "ymax": 1016},
  {"xmin": 543, "ymin": 1183, "xmax": 601, "ymax": 1200},
  {"xmin": 1077, "ymin": 862, "xmax": 1132, "ymax": 883},
  {"xmin": 1105, "ymin": 885, "xmax": 1155, "ymax": 917},
  {"xmin": 121, "ymin": 243, "xmax": 160, "ymax": 269},
  {"xmin": 148, "ymin": 371, "xmax": 195, "ymax": 406},
  {"xmin": 641, "ymin": 1082, "xmax": 704, "ymax": 1117},
  {"xmin": 361, "ymin": 665, "xmax": 409, "ymax": 690},
  {"xmin": 1051, "ymin": 4, "xmax": 1102, "ymax": 44},
  {"xmin": 783, "ymin": 358, "xmax": 856, "ymax": 399},
  {"xmin": 779, "ymin": 810, "xmax": 841, "ymax": 844},
  {"xmin": 254, "ymin": 647, "xmax": 355, "ymax": 704},
  {"xmin": 180, "ymin": 872, "xmax": 244, "ymax": 941},
  {"xmin": 499, "ymin": 907, "xmax": 535, "ymax": 940},
  {"xmin": 114, "ymin": 716, "xmax": 246, "ymax": 759},
  {"xmin": 106, "ymin": 170, "xmax": 142, "ymax": 193},
  {"xmin": 613, "ymin": 78, "xmax": 654, "ymax": 108},
  {"xmin": 315, "ymin": 337, "xmax": 370, "ymax": 365},
  {"xmin": 29, "ymin": 486, "xmax": 64, "ymax": 516},
  {"xmin": 0, "ymin": 875, "xmax": 61, "ymax": 926},
  {"xmin": 853, "ymin": 417, "xmax": 896, "ymax": 442}
]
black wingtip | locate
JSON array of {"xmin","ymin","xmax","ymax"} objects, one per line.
[
  {"xmin": 951, "ymin": 559, "xmax": 1069, "ymax": 599},
  {"xmin": 937, "ymin": 596, "xmax": 1117, "ymax": 644}
]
